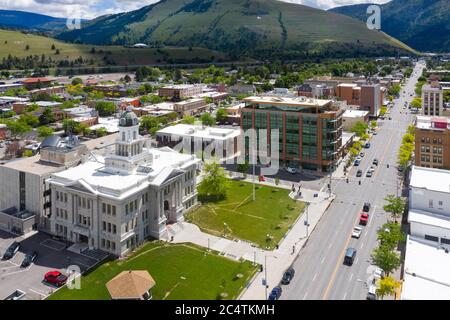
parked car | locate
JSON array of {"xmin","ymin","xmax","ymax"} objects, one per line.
[
  {"xmin": 366, "ymin": 170, "xmax": 373, "ymax": 178},
  {"xmin": 354, "ymin": 160, "xmax": 361, "ymax": 166},
  {"xmin": 360, "ymin": 152, "xmax": 365, "ymax": 157},
  {"xmin": 2, "ymin": 241, "xmax": 21, "ymax": 260},
  {"xmin": 363, "ymin": 202, "xmax": 371, "ymax": 212},
  {"xmin": 21, "ymin": 251, "xmax": 38, "ymax": 268},
  {"xmin": 367, "ymin": 285, "xmax": 378, "ymax": 300},
  {"xmin": 368, "ymin": 166, "xmax": 375, "ymax": 173},
  {"xmin": 285, "ymin": 167, "xmax": 297, "ymax": 174},
  {"xmin": 360, "ymin": 213, "xmax": 369, "ymax": 226},
  {"xmin": 365, "ymin": 142, "xmax": 371, "ymax": 149},
  {"xmin": 356, "ymin": 169, "xmax": 363, "ymax": 177},
  {"xmin": 344, "ymin": 248, "xmax": 357, "ymax": 266},
  {"xmin": 44, "ymin": 271, "xmax": 68, "ymax": 287},
  {"xmin": 373, "ymin": 159, "xmax": 379, "ymax": 166},
  {"xmin": 281, "ymin": 267, "xmax": 295, "ymax": 285},
  {"xmin": 352, "ymin": 226, "xmax": 363, "ymax": 239},
  {"xmin": 268, "ymin": 286, "xmax": 282, "ymax": 300},
  {"xmin": 373, "ymin": 267, "xmax": 385, "ymax": 280}
]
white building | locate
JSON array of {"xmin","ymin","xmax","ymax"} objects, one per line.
[
  {"xmin": 47, "ymin": 109, "xmax": 200, "ymax": 256},
  {"xmin": 342, "ymin": 110, "xmax": 369, "ymax": 131},
  {"xmin": 422, "ymin": 83, "xmax": 443, "ymax": 116},
  {"xmin": 402, "ymin": 166, "xmax": 450, "ymax": 299}
]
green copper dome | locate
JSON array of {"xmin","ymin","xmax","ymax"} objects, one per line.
[{"xmin": 119, "ymin": 109, "xmax": 139, "ymax": 127}]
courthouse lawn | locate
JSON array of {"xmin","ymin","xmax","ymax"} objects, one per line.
[
  {"xmin": 48, "ymin": 242, "xmax": 257, "ymax": 300},
  {"xmin": 186, "ymin": 180, "xmax": 306, "ymax": 249}
]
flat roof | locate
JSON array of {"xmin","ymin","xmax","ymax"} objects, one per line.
[
  {"xmin": 410, "ymin": 166, "xmax": 450, "ymax": 194},
  {"xmin": 402, "ymin": 236, "xmax": 450, "ymax": 300},
  {"xmin": 409, "ymin": 209, "xmax": 450, "ymax": 230},
  {"xmin": 416, "ymin": 116, "xmax": 450, "ymax": 130},
  {"xmin": 343, "ymin": 110, "xmax": 369, "ymax": 118},
  {"xmin": 243, "ymin": 96, "xmax": 332, "ymax": 107},
  {"xmin": 174, "ymin": 98, "xmax": 205, "ymax": 105},
  {"xmin": 157, "ymin": 124, "xmax": 240, "ymax": 140}
]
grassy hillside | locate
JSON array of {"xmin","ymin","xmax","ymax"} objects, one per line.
[
  {"xmin": 57, "ymin": 0, "xmax": 415, "ymax": 59},
  {"xmin": 0, "ymin": 29, "xmax": 231, "ymax": 67},
  {"xmin": 330, "ymin": 0, "xmax": 450, "ymax": 52},
  {"xmin": 0, "ymin": 10, "xmax": 68, "ymax": 31}
]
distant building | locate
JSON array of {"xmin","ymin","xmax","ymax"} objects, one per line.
[
  {"xmin": 422, "ymin": 82, "xmax": 444, "ymax": 116},
  {"xmin": 336, "ymin": 83, "xmax": 360, "ymax": 106},
  {"xmin": 0, "ymin": 83, "xmax": 24, "ymax": 93},
  {"xmin": 21, "ymin": 77, "xmax": 53, "ymax": 90},
  {"xmin": 227, "ymin": 84, "xmax": 256, "ymax": 96},
  {"xmin": 414, "ymin": 116, "xmax": 450, "ymax": 169},
  {"xmin": 158, "ymin": 85, "xmax": 203, "ymax": 101},
  {"xmin": 173, "ymin": 98, "xmax": 207, "ymax": 116},
  {"xmin": 360, "ymin": 84, "xmax": 381, "ymax": 116},
  {"xmin": 241, "ymin": 96, "xmax": 343, "ymax": 173},
  {"xmin": 0, "ymin": 123, "xmax": 7, "ymax": 140}
]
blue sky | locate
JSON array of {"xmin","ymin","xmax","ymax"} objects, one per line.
[{"xmin": 0, "ymin": 0, "xmax": 390, "ymax": 19}]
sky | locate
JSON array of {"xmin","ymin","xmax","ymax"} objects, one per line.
[{"xmin": 0, "ymin": 0, "xmax": 391, "ymax": 19}]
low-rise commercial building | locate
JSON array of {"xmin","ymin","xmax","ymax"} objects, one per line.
[
  {"xmin": 158, "ymin": 84, "xmax": 203, "ymax": 101},
  {"xmin": 173, "ymin": 98, "xmax": 207, "ymax": 116},
  {"xmin": 342, "ymin": 110, "xmax": 369, "ymax": 131}
]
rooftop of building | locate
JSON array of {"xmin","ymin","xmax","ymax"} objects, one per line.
[
  {"xmin": 409, "ymin": 209, "xmax": 450, "ymax": 230},
  {"xmin": 410, "ymin": 166, "xmax": 450, "ymax": 194},
  {"xmin": 174, "ymin": 98, "xmax": 205, "ymax": 105},
  {"xmin": 161, "ymin": 84, "xmax": 203, "ymax": 90},
  {"xmin": 157, "ymin": 124, "xmax": 240, "ymax": 140},
  {"xmin": 402, "ymin": 236, "xmax": 450, "ymax": 300},
  {"xmin": 242, "ymin": 96, "xmax": 333, "ymax": 108},
  {"xmin": 343, "ymin": 110, "xmax": 369, "ymax": 118},
  {"xmin": 416, "ymin": 116, "xmax": 450, "ymax": 130}
]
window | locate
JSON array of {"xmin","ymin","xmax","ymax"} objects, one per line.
[
  {"xmin": 102, "ymin": 221, "xmax": 106, "ymax": 231},
  {"xmin": 429, "ymin": 200, "xmax": 434, "ymax": 208},
  {"xmin": 125, "ymin": 204, "xmax": 129, "ymax": 215},
  {"xmin": 102, "ymin": 203, "xmax": 106, "ymax": 214},
  {"xmin": 441, "ymin": 238, "xmax": 450, "ymax": 245},
  {"xmin": 438, "ymin": 201, "xmax": 443, "ymax": 206},
  {"xmin": 107, "ymin": 204, "xmax": 111, "ymax": 215},
  {"xmin": 113, "ymin": 225, "xmax": 117, "ymax": 234},
  {"xmin": 112, "ymin": 206, "xmax": 116, "ymax": 216},
  {"xmin": 425, "ymin": 235, "xmax": 439, "ymax": 242}
]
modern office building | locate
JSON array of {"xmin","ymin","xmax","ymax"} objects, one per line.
[
  {"xmin": 360, "ymin": 84, "xmax": 381, "ymax": 116},
  {"xmin": 46, "ymin": 109, "xmax": 200, "ymax": 256},
  {"xmin": 241, "ymin": 96, "xmax": 343, "ymax": 173},
  {"xmin": 422, "ymin": 83, "xmax": 444, "ymax": 116},
  {"xmin": 414, "ymin": 116, "xmax": 450, "ymax": 169}
]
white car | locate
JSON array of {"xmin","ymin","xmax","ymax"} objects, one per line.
[
  {"xmin": 285, "ymin": 167, "xmax": 297, "ymax": 174},
  {"xmin": 373, "ymin": 267, "xmax": 384, "ymax": 280},
  {"xmin": 352, "ymin": 226, "xmax": 363, "ymax": 238}
]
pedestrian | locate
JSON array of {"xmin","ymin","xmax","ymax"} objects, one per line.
[{"xmin": 292, "ymin": 245, "xmax": 295, "ymax": 254}]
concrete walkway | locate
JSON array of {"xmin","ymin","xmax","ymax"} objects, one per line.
[{"xmin": 165, "ymin": 179, "xmax": 335, "ymax": 300}]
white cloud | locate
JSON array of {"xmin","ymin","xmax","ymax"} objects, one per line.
[{"xmin": 0, "ymin": 0, "xmax": 392, "ymax": 19}]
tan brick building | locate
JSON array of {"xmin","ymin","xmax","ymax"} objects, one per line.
[{"xmin": 415, "ymin": 116, "xmax": 450, "ymax": 169}]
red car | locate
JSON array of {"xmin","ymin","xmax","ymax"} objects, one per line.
[
  {"xmin": 359, "ymin": 213, "xmax": 369, "ymax": 226},
  {"xmin": 259, "ymin": 175, "xmax": 266, "ymax": 182},
  {"xmin": 44, "ymin": 271, "xmax": 68, "ymax": 287}
]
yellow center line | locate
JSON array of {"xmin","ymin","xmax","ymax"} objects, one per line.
[{"xmin": 322, "ymin": 121, "xmax": 397, "ymax": 300}]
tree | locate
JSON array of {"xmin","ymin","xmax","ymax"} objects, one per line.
[
  {"xmin": 237, "ymin": 161, "xmax": 250, "ymax": 178},
  {"xmin": 388, "ymin": 84, "xmax": 401, "ymax": 97},
  {"xmin": 410, "ymin": 97, "xmax": 422, "ymax": 109},
  {"xmin": 95, "ymin": 101, "xmax": 116, "ymax": 117},
  {"xmin": 350, "ymin": 121, "xmax": 368, "ymax": 137},
  {"xmin": 377, "ymin": 223, "xmax": 405, "ymax": 250},
  {"xmin": 200, "ymin": 113, "xmax": 215, "ymax": 126},
  {"xmin": 96, "ymin": 127, "xmax": 108, "ymax": 137},
  {"xmin": 216, "ymin": 108, "xmax": 228, "ymax": 124},
  {"xmin": 71, "ymin": 78, "xmax": 83, "ymax": 86},
  {"xmin": 383, "ymin": 195, "xmax": 406, "ymax": 222},
  {"xmin": 371, "ymin": 246, "xmax": 401, "ymax": 276},
  {"xmin": 37, "ymin": 126, "xmax": 54, "ymax": 139},
  {"xmin": 124, "ymin": 75, "xmax": 132, "ymax": 83},
  {"xmin": 181, "ymin": 116, "xmax": 196, "ymax": 125},
  {"xmin": 140, "ymin": 116, "xmax": 160, "ymax": 135},
  {"xmin": 6, "ymin": 120, "xmax": 31, "ymax": 139},
  {"xmin": 22, "ymin": 150, "xmax": 34, "ymax": 157},
  {"xmin": 63, "ymin": 119, "xmax": 81, "ymax": 135},
  {"xmin": 198, "ymin": 160, "xmax": 230, "ymax": 201},
  {"xmin": 19, "ymin": 114, "xmax": 39, "ymax": 127},
  {"xmin": 376, "ymin": 276, "xmax": 401, "ymax": 300},
  {"xmin": 370, "ymin": 120, "xmax": 377, "ymax": 129},
  {"xmin": 39, "ymin": 108, "xmax": 56, "ymax": 125}
]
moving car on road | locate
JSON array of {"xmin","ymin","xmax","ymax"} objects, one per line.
[
  {"xmin": 21, "ymin": 251, "xmax": 38, "ymax": 268},
  {"xmin": 367, "ymin": 285, "xmax": 378, "ymax": 300},
  {"xmin": 363, "ymin": 203, "xmax": 371, "ymax": 212},
  {"xmin": 360, "ymin": 213, "xmax": 369, "ymax": 226},
  {"xmin": 344, "ymin": 248, "xmax": 357, "ymax": 266},
  {"xmin": 352, "ymin": 226, "xmax": 363, "ymax": 239},
  {"xmin": 268, "ymin": 286, "xmax": 282, "ymax": 300},
  {"xmin": 366, "ymin": 170, "xmax": 373, "ymax": 178},
  {"xmin": 281, "ymin": 267, "xmax": 295, "ymax": 285},
  {"xmin": 354, "ymin": 159, "xmax": 361, "ymax": 166},
  {"xmin": 356, "ymin": 169, "xmax": 362, "ymax": 177},
  {"xmin": 373, "ymin": 159, "xmax": 379, "ymax": 166},
  {"xmin": 285, "ymin": 167, "xmax": 297, "ymax": 174},
  {"xmin": 44, "ymin": 271, "xmax": 68, "ymax": 287},
  {"xmin": 2, "ymin": 241, "xmax": 21, "ymax": 260}
]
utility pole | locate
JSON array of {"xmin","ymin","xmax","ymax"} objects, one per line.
[
  {"xmin": 264, "ymin": 255, "xmax": 268, "ymax": 300},
  {"xmin": 252, "ymin": 104, "xmax": 256, "ymax": 201}
]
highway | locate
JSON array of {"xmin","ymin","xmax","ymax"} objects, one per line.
[{"xmin": 282, "ymin": 60, "xmax": 425, "ymax": 300}]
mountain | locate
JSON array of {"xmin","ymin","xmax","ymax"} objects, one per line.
[
  {"xmin": 329, "ymin": 0, "xmax": 450, "ymax": 52},
  {"xmin": 0, "ymin": 10, "xmax": 69, "ymax": 32},
  {"xmin": 56, "ymin": 0, "xmax": 415, "ymax": 59}
]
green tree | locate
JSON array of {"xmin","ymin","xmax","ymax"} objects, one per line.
[
  {"xmin": 216, "ymin": 108, "xmax": 228, "ymax": 124},
  {"xmin": 237, "ymin": 161, "xmax": 250, "ymax": 178},
  {"xmin": 19, "ymin": 114, "xmax": 39, "ymax": 127},
  {"xmin": 410, "ymin": 97, "xmax": 422, "ymax": 109},
  {"xmin": 140, "ymin": 116, "xmax": 160, "ymax": 135},
  {"xmin": 200, "ymin": 113, "xmax": 215, "ymax": 126},
  {"xmin": 95, "ymin": 101, "xmax": 116, "ymax": 116},
  {"xmin": 96, "ymin": 127, "xmax": 108, "ymax": 137},
  {"xmin": 350, "ymin": 121, "xmax": 368, "ymax": 137},
  {"xmin": 198, "ymin": 160, "xmax": 230, "ymax": 201},
  {"xmin": 383, "ymin": 195, "xmax": 406, "ymax": 222},
  {"xmin": 371, "ymin": 246, "xmax": 401, "ymax": 276},
  {"xmin": 377, "ymin": 223, "xmax": 405, "ymax": 250},
  {"xmin": 63, "ymin": 119, "xmax": 81, "ymax": 135},
  {"xmin": 22, "ymin": 150, "xmax": 34, "ymax": 157},
  {"xmin": 376, "ymin": 276, "xmax": 401, "ymax": 300},
  {"xmin": 181, "ymin": 116, "xmax": 196, "ymax": 125},
  {"xmin": 370, "ymin": 120, "xmax": 377, "ymax": 129},
  {"xmin": 37, "ymin": 126, "xmax": 54, "ymax": 139},
  {"xmin": 38, "ymin": 108, "xmax": 56, "ymax": 125},
  {"xmin": 71, "ymin": 78, "xmax": 83, "ymax": 86},
  {"xmin": 6, "ymin": 120, "xmax": 31, "ymax": 139}
]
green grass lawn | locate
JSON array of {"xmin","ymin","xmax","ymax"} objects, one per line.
[
  {"xmin": 47, "ymin": 242, "xmax": 257, "ymax": 300},
  {"xmin": 186, "ymin": 180, "xmax": 306, "ymax": 249}
]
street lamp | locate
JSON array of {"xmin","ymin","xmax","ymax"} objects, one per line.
[
  {"xmin": 304, "ymin": 205, "xmax": 310, "ymax": 237},
  {"xmin": 264, "ymin": 254, "xmax": 278, "ymax": 300}
]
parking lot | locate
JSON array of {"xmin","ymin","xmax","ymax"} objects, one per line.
[{"xmin": 0, "ymin": 230, "xmax": 99, "ymax": 300}]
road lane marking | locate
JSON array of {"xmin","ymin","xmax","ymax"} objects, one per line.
[
  {"xmin": 303, "ymin": 292, "xmax": 308, "ymax": 300},
  {"xmin": 328, "ymin": 243, "xmax": 333, "ymax": 249},
  {"xmin": 365, "ymin": 230, "xmax": 368, "ymax": 237},
  {"xmin": 322, "ymin": 211, "xmax": 362, "ymax": 300},
  {"xmin": 349, "ymin": 273, "xmax": 353, "ymax": 282},
  {"xmin": 360, "ymin": 243, "xmax": 364, "ymax": 249},
  {"xmin": 355, "ymin": 257, "xmax": 359, "ymax": 265},
  {"xmin": 313, "ymin": 273, "xmax": 318, "ymax": 282},
  {"xmin": 321, "ymin": 256, "xmax": 326, "ymax": 264},
  {"xmin": 343, "ymin": 292, "xmax": 347, "ymax": 300}
]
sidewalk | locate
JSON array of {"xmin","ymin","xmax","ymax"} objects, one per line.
[{"xmin": 165, "ymin": 179, "xmax": 335, "ymax": 300}]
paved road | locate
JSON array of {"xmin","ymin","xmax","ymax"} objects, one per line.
[{"xmin": 282, "ymin": 60, "xmax": 425, "ymax": 300}]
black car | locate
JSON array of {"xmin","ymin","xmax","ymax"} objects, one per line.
[
  {"xmin": 281, "ymin": 267, "xmax": 295, "ymax": 285},
  {"xmin": 21, "ymin": 251, "xmax": 38, "ymax": 268},
  {"xmin": 363, "ymin": 202, "xmax": 371, "ymax": 213},
  {"xmin": 268, "ymin": 286, "xmax": 282, "ymax": 300},
  {"xmin": 2, "ymin": 241, "xmax": 21, "ymax": 260},
  {"xmin": 373, "ymin": 159, "xmax": 379, "ymax": 166},
  {"xmin": 356, "ymin": 169, "xmax": 363, "ymax": 177}
]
